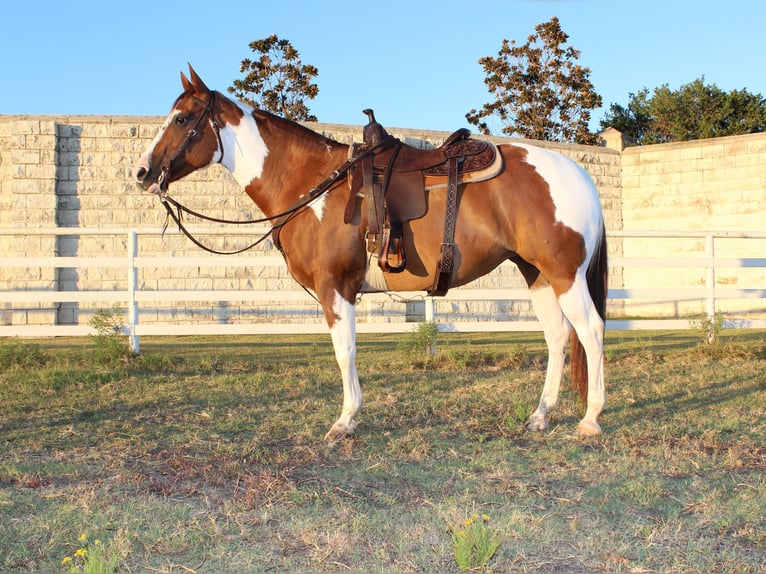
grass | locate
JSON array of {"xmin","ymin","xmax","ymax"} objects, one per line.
[{"xmin": 0, "ymin": 330, "xmax": 764, "ymax": 572}]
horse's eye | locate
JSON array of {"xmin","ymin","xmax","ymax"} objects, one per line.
[{"xmin": 175, "ymin": 115, "xmax": 189, "ymax": 126}]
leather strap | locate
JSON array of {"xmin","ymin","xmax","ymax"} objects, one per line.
[
  {"xmin": 362, "ymin": 155, "xmax": 378, "ymax": 235},
  {"xmin": 159, "ymin": 93, "xmax": 223, "ymax": 196},
  {"xmin": 430, "ymin": 156, "xmax": 461, "ymax": 296},
  {"xmin": 378, "ymin": 221, "xmax": 406, "ymax": 273}
]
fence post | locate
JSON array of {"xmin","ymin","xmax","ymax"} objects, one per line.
[
  {"xmin": 127, "ymin": 230, "xmax": 140, "ymax": 354},
  {"xmin": 705, "ymin": 233, "xmax": 716, "ymax": 343},
  {"xmin": 425, "ymin": 296, "xmax": 435, "ymax": 324}
]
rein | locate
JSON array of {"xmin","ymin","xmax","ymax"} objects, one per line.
[{"xmin": 159, "ymin": 137, "xmax": 387, "ymax": 256}]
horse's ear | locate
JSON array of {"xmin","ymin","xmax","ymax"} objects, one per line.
[
  {"xmin": 187, "ymin": 64, "xmax": 209, "ymax": 93},
  {"xmin": 180, "ymin": 70, "xmax": 193, "ymax": 92}
]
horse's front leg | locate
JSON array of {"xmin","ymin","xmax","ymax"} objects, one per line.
[{"xmin": 323, "ymin": 289, "xmax": 362, "ymax": 442}]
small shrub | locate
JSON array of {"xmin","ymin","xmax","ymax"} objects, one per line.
[
  {"xmin": 689, "ymin": 312, "xmax": 724, "ymax": 345},
  {"xmin": 88, "ymin": 307, "xmax": 132, "ymax": 363},
  {"xmin": 451, "ymin": 513, "xmax": 501, "ymax": 571},
  {"xmin": 398, "ymin": 321, "xmax": 439, "ymax": 361}
]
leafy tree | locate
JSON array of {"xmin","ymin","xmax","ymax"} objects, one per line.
[
  {"xmin": 466, "ymin": 17, "xmax": 602, "ymax": 145},
  {"xmin": 601, "ymin": 78, "xmax": 766, "ymax": 145},
  {"xmin": 229, "ymin": 34, "xmax": 319, "ymax": 121}
]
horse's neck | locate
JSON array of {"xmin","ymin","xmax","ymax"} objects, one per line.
[
  {"xmin": 218, "ymin": 100, "xmax": 270, "ymax": 191},
  {"xmin": 226, "ymin": 108, "xmax": 347, "ymax": 217}
]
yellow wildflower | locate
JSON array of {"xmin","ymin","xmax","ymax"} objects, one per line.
[
  {"xmin": 482, "ymin": 514, "xmax": 491, "ymax": 522},
  {"xmin": 74, "ymin": 548, "xmax": 87, "ymax": 558},
  {"xmin": 78, "ymin": 532, "xmax": 88, "ymax": 543},
  {"xmin": 62, "ymin": 556, "xmax": 72, "ymax": 565},
  {"xmin": 94, "ymin": 539, "xmax": 102, "ymax": 546}
]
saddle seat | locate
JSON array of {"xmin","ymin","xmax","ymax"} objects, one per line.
[{"xmin": 388, "ymin": 127, "xmax": 473, "ymax": 173}]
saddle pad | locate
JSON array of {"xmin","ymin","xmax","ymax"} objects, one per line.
[
  {"xmin": 422, "ymin": 140, "xmax": 495, "ymax": 176},
  {"xmin": 423, "ymin": 142, "xmax": 504, "ymax": 191}
]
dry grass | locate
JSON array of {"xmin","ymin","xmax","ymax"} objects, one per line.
[{"xmin": 0, "ymin": 330, "xmax": 764, "ymax": 572}]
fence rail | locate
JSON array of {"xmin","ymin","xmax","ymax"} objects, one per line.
[{"xmin": 1, "ymin": 228, "xmax": 764, "ymax": 353}]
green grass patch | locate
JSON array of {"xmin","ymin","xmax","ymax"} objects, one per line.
[{"xmin": 0, "ymin": 330, "xmax": 764, "ymax": 572}]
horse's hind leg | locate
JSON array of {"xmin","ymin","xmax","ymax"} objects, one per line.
[
  {"xmin": 527, "ymin": 284, "xmax": 571, "ymax": 431},
  {"xmin": 557, "ymin": 272, "xmax": 606, "ymax": 437},
  {"xmin": 323, "ymin": 290, "xmax": 362, "ymax": 442}
]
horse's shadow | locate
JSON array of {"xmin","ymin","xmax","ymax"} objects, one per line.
[{"xmin": 610, "ymin": 361, "xmax": 764, "ymax": 434}]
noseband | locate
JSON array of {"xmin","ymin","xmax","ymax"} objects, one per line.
[{"xmin": 157, "ymin": 92, "xmax": 224, "ymax": 196}]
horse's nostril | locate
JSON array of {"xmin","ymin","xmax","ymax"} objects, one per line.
[{"xmin": 135, "ymin": 166, "xmax": 147, "ymax": 181}]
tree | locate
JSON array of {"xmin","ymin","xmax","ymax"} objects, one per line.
[
  {"xmin": 601, "ymin": 78, "xmax": 766, "ymax": 145},
  {"xmin": 466, "ymin": 17, "xmax": 602, "ymax": 145},
  {"xmin": 229, "ymin": 34, "xmax": 319, "ymax": 121}
]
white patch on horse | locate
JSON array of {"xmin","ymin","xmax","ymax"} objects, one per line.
[
  {"xmin": 557, "ymin": 271, "xmax": 606, "ymax": 436},
  {"xmin": 515, "ymin": 143, "xmax": 602, "ymax": 244},
  {"xmin": 326, "ymin": 290, "xmax": 362, "ymax": 439},
  {"xmin": 219, "ymin": 100, "xmax": 269, "ymax": 188},
  {"xmin": 137, "ymin": 110, "xmax": 181, "ymax": 168},
  {"xmin": 527, "ymin": 284, "xmax": 570, "ymax": 431},
  {"xmin": 308, "ymin": 194, "xmax": 326, "ymax": 221}
]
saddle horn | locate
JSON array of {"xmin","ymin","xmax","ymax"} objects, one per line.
[{"xmin": 362, "ymin": 109, "xmax": 391, "ymax": 148}]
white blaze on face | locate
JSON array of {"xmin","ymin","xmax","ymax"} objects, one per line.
[
  {"xmin": 219, "ymin": 100, "xmax": 269, "ymax": 189},
  {"xmin": 134, "ymin": 110, "xmax": 182, "ymax": 186},
  {"xmin": 147, "ymin": 110, "xmax": 181, "ymax": 157}
]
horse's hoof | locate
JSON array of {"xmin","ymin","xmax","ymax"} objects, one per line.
[
  {"xmin": 575, "ymin": 420, "xmax": 602, "ymax": 438},
  {"xmin": 324, "ymin": 419, "xmax": 357, "ymax": 442},
  {"xmin": 527, "ymin": 414, "xmax": 548, "ymax": 432}
]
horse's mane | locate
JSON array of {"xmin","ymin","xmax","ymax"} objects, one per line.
[
  {"xmin": 252, "ymin": 107, "xmax": 345, "ymax": 149},
  {"xmin": 171, "ymin": 88, "xmax": 344, "ymax": 152}
]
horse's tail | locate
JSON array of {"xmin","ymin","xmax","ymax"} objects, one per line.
[{"xmin": 570, "ymin": 223, "xmax": 608, "ymax": 403}]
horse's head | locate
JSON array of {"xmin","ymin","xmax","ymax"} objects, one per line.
[{"xmin": 133, "ymin": 65, "xmax": 225, "ymax": 195}]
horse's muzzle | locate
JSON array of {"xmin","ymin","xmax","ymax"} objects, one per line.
[{"xmin": 133, "ymin": 157, "xmax": 162, "ymax": 195}]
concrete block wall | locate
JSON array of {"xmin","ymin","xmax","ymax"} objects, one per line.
[
  {"xmin": 621, "ymin": 132, "xmax": 766, "ymax": 318},
  {"xmin": 0, "ymin": 119, "xmax": 58, "ymax": 325},
  {"xmin": 2, "ymin": 112, "xmax": 762, "ymax": 328},
  {"xmin": 0, "ymin": 114, "xmax": 623, "ymax": 328}
]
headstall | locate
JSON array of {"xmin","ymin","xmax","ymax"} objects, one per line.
[{"xmin": 157, "ymin": 92, "xmax": 224, "ymax": 198}]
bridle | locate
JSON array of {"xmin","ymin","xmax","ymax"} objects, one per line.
[
  {"xmin": 157, "ymin": 91, "xmax": 224, "ymax": 197},
  {"xmin": 154, "ymin": 90, "xmax": 274, "ymax": 255},
  {"xmin": 154, "ymin": 95, "xmax": 389, "ymax": 256}
]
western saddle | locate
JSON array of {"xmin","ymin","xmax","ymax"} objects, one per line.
[{"xmin": 345, "ymin": 109, "xmax": 497, "ymax": 296}]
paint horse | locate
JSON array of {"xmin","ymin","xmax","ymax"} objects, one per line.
[{"xmin": 133, "ymin": 66, "xmax": 608, "ymax": 441}]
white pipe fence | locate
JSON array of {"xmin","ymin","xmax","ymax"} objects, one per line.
[{"xmin": 1, "ymin": 228, "xmax": 764, "ymax": 354}]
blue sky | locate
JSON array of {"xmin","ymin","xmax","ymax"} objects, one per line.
[{"xmin": 2, "ymin": 0, "xmax": 764, "ymax": 133}]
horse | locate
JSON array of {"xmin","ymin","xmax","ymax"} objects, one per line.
[{"xmin": 133, "ymin": 65, "xmax": 608, "ymax": 441}]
